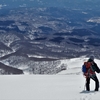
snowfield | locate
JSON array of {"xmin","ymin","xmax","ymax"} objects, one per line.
[{"xmin": 0, "ymin": 57, "xmax": 100, "ymax": 100}]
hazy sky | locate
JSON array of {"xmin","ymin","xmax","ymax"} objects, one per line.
[{"xmin": 0, "ymin": 0, "xmax": 100, "ymax": 10}]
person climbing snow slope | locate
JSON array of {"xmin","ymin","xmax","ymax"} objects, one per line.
[{"xmin": 82, "ymin": 55, "xmax": 100, "ymax": 91}]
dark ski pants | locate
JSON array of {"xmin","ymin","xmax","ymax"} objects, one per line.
[{"xmin": 86, "ymin": 75, "xmax": 99, "ymax": 91}]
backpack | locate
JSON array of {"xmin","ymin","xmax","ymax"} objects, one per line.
[{"xmin": 82, "ymin": 62, "xmax": 95, "ymax": 77}]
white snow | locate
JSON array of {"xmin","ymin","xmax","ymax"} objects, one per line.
[
  {"xmin": 27, "ymin": 54, "xmax": 45, "ymax": 58},
  {"xmin": 87, "ymin": 17, "xmax": 100, "ymax": 23},
  {"xmin": 0, "ymin": 57, "xmax": 100, "ymax": 100}
]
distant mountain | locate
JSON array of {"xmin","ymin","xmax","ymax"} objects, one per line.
[{"xmin": 0, "ymin": 6, "xmax": 100, "ymax": 74}]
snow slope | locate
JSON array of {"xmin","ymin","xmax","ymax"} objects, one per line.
[{"xmin": 0, "ymin": 57, "xmax": 100, "ymax": 100}]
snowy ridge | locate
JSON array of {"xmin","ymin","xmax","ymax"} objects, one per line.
[
  {"xmin": 0, "ymin": 56, "xmax": 67, "ymax": 74},
  {"xmin": 0, "ymin": 33, "xmax": 20, "ymax": 47},
  {"xmin": 1, "ymin": 56, "xmax": 100, "ymax": 75},
  {"xmin": 58, "ymin": 57, "xmax": 100, "ymax": 75},
  {"xmin": 0, "ymin": 57, "xmax": 100, "ymax": 100},
  {"xmin": 58, "ymin": 57, "xmax": 87, "ymax": 75}
]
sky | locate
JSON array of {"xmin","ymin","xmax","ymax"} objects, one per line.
[{"xmin": 0, "ymin": 0, "xmax": 100, "ymax": 9}]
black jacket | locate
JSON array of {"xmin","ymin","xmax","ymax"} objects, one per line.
[{"xmin": 88, "ymin": 59, "xmax": 100, "ymax": 73}]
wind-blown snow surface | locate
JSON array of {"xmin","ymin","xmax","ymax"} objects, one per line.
[{"xmin": 0, "ymin": 57, "xmax": 100, "ymax": 100}]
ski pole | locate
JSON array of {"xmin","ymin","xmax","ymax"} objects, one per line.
[{"xmin": 84, "ymin": 79, "xmax": 86, "ymax": 91}]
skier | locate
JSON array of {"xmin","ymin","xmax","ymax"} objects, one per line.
[{"xmin": 83, "ymin": 55, "xmax": 100, "ymax": 91}]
